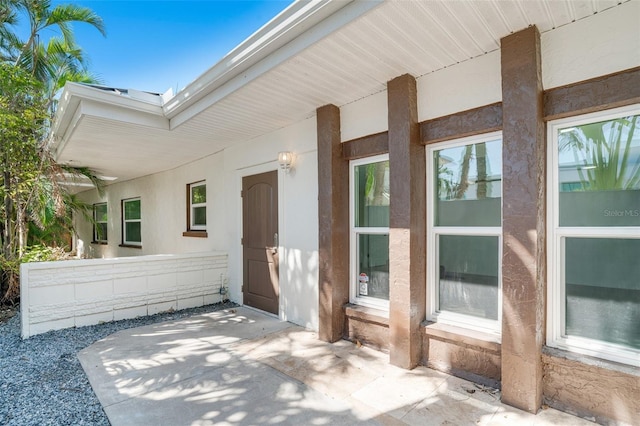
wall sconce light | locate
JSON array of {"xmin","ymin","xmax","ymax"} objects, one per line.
[{"xmin": 278, "ymin": 151, "xmax": 295, "ymax": 173}]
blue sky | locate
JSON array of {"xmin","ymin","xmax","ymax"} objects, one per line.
[{"xmin": 44, "ymin": 1, "xmax": 293, "ymax": 94}]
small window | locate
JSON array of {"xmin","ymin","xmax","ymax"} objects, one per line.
[
  {"xmin": 93, "ymin": 203, "xmax": 107, "ymax": 243},
  {"xmin": 548, "ymin": 106, "xmax": 640, "ymax": 366},
  {"xmin": 122, "ymin": 198, "xmax": 141, "ymax": 246},
  {"xmin": 189, "ymin": 182, "xmax": 206, "ymax": 231},
  {"xmin": 183, "ymin": 181, "xmax": 207, "ymax": 238},
  {"xmin": 350, "ymin": 154, "xmax": 390, "ymax": 309},
  {"xmin": 427, "ymin": 132, "xmax": 502, "ymax": 334}
]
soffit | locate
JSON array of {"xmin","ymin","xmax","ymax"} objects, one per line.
[
  {"xmin": 58, "ymin": 0, "xmax": 626, "ymax": 184},
  {"xmin": 179, "ymin": 0, "xmax": 623, "ymax": 144}
]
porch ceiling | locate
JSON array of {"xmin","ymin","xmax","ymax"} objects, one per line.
[{"xmin": 54, "ymin": 0, "xmax": 626, "ymax": 184}]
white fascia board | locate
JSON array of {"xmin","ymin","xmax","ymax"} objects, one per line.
[
  {"xmin": 80, "ymin": 100, "xmax": 169, "ymax": 130},
  {"xmin": 51, "ymin": 82, "xmax": 168, "ymax": 158},
  {"xmin": 54, "ymin": 101, "xmax": 82, "ymax": 161},
  {"xmin": 52, "ymin": 82, "xmax": 166, "ymax": 137},
  {"xmin": 52, "ymin": 86, "xmax": 82, "ymax": 144},
  {"xmin": 166, "ymin": 0, "xmax": 383, "ymax": 129},
  {"xmin": 54, "ymin": 100, "xmax": 168, "ymax": 162},
  {"xmin": 52, "ymin": 101, "xmax": 84, "ymax": 162}
]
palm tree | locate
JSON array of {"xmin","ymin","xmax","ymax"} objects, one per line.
[
  {"xmin": 0, "ymin": 0, "xmax": 106, "ymax": 302},
  {"xmin": 8, "ymin": 0, "xmax": 105, "ymax": 72},
  {"xmin": 38, "ymin": 36, "xmax": 102, "ymax": 114},
  {"xmin": 2, "ymin": 0, "xmax": 105, "ymax": 112}
]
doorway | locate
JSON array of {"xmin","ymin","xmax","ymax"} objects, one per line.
[{"xmin": 242, "ymin": 170, "xmax": 279, "ymax": 314}]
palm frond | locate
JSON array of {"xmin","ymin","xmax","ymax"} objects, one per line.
[
  {"xmin": 47, "ymin": 4, "xmax": 106, "ymax": 36},
  {"xmin": 59, "ymin": 164, "xmax": 106, "ymax": 197},
  {"xmin": 0, "ymin": 1, "xmax": 19, "ymax": 26}
]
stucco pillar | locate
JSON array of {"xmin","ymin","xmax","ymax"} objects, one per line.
[
  {"xmin": 387, "ymin": 74, "xmax": 426, "ymax": 369},
  {"xmin": 317, "ymin": 104, "xmax": 349, "ymax": 343},
  {"xmin": 500, "ymin": 26, "xmax": 546, "ymax": 413}
]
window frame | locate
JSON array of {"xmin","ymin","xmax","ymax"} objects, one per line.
[
  {"xmin": 547, "ymin": 104, "xmax": 640, "ymax": 366},
  {"xmin": 349, "ymin": 153, "xmax": 390, "ymax": 310},
  {"xmin": 426, "ymin": 131, "xmax": 503, "ymax": 335},
  {"xmin": 92, "ymin": 202, "xmax": 108, "ymax": 244},
  {"xmin": 187, "ymin": 181, "xmax": 207, "ymax": 232},
  {"xmin": 121, "ymin": 197, "xmax": 142, "ymax": 247}
]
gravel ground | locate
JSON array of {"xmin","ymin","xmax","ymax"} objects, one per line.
[{"xmin": 0, "ymin": 301, "xmax": 238, "ymax": 426}]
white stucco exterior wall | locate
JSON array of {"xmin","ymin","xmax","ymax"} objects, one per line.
[
  {"xmin": 223, "ymin": 117, "xmax": 319, "ymax": 330},
  {"xmin": 338, "ymin": 0, "xmax": 638, "ymax": 140},
  {"xmin": 340, "ymin": 90, "xmax": 388, "ymax": 142},
  {"xmin": 541, "ymin": 1, "xmax": 640, "ymax": 90},
  {"xmin": 71, "ymin": 4, "xmax": 638, "ymax": 334},
  {"xmin": 76, "ymin": 151, "xmax": 227, "ymax": 258},
  {"xmin": 21, "ymin": 252, "xmax": 227, "ymax": 338},
  {"xmin": 75, "ymin": 117, "xmax": 320, "ymax": 330},
  {"xmin": 417, "ymin": 50, "xmax": 502, "ymax": 121}
]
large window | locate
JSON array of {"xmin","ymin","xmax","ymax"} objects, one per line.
[
  {"xmin": 350, "ymin": 154, "xmax": 390, "ymax": 309},
  {"xmin": 188, "ymin": 181, "xmax": 206, "ymax": 232},
  {"xmin": 122, "ymin": 198, "xmax": 141, "ymax": 246},
  {"xmin": 548, "ymin": 106, "xmax": 640, "ymax": 366},
  {"xmin": 93, "ymin": 203, "xmax": 107, "ymax": 243},
  {"xmin": 427, "ymin": 132, "xmax": 502, "ymax": 334}
]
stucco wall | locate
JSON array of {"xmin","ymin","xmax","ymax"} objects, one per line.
[
  {"xmin": 541, "ymin": 0, "xmax": 640, "ymax": 90},
  {"xmin": 223, "ymin": 117, "xmax": 319, "ymax": 331},
  {"xmin": 542, "ymin": 349, "xmax": 640, "ymax": 425},
  {"xmin": 68, "ymin": 6, "xmax": 639, "ymax": 419},
  {"xmin": 75, "ymin": 117, "xmax": 320, "ymax": 331},
  {"xmin": 340, "ymin": 0, "xmax": 640, "ymax": 142},
  {"xmin": 20, "ymin": 252, "xmax": 227, "ymax": 338},
  {"xmin": 76, "ymin": 151, "xmax": 227, "ymax": 258},
  {"xmin": 336, "ymin": 3, "xmax": 639, "ymax": 423}
]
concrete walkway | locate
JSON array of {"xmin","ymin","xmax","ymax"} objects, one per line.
[{"xmin": 79, "ymin": 307, "xmax": 593, "ymax": 426}]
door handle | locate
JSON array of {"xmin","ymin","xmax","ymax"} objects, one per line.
[{"xmin": 274, "ymin": 232, "xmax": 279, "ymax": 249}]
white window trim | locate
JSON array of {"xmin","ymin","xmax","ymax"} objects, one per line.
[
  {"xmin": 547, "ymin": 104, "xmax": 640, "ymax": 367},
  {"xmin": 93, "ymin": 202, "xmax": 108, "ymax": 243},
  {"xmin": 426, "ymin": 131, "xmax": 503, "ymax": 335},
  {"xmin": 189, "ymin": 181, "xmax": 206, "ymax": 231},
  {"xmin": 349, "ymin": 153, "xmax": 390, "ymax": 310},
  {"xmin": 123, "ymin": 197, "xmax": 142, "ymax": 246}
]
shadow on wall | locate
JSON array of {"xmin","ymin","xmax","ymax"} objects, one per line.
[{"xmin": 283, "ymin": 247, "xmax": 318, "ymax": 329}]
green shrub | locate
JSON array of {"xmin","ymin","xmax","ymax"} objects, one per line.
[{"xmin": 1, "ymin": 245, "xmax": 73, "ymax": 304}]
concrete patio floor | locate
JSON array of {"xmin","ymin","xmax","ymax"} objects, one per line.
[{"xmin": 78, "ymin": 307, "xmax": 593, "ymax": 426}]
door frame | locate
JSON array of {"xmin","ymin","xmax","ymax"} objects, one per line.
[{"xmin": 236, "ymin": 162, "xmax": 285, "ymax": 319}]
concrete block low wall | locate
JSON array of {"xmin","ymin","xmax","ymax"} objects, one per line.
[{"xmin": 20, "ymin": 252, "xmax": 228, "ymax": 338}]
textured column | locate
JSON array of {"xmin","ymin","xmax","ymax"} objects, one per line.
[
  {"xmin": 500, "ymin": 26, "xmax": 546, "ymax": 413},
  {"xmin": 317, "ymin": 104, "xmax": 349, "ymax": 342},
  {"xmin": 387, "ymin": 74, "xmax": 426, "ymax": 369}
]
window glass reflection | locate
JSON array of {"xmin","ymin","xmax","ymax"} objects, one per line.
[
  {"xmin": 435, "ymin": 139, "xmax": 502, "ymax": 227},
  {"xmin": 558, "ymin": 115, "xmax": 640, "ymax": 227},
  {"xmin": 355, "ymin": 160, "xmax": 389, "ymax": 228}
]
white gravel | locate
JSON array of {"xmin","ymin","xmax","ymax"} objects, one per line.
[{"xmin": 0, "ymin": 302, "xmax": 237, "ymax": 425}]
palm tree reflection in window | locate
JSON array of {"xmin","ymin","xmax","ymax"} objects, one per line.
[
  {"xmin": 557, "ymin": 114, "xmax": 640, "ymax": 350},
  {"xmin": 355, "ymin": 160, "xmax": 389, "ymax": 301},
  {"xmin": 433, "ymin": 139, "xmax": 502, "ymax": 320},
  {"xmin": 435, "ymin": 140, "xmax": 502, "ymax": 228},
  {"xmin": 559, "ymin": 115, "xmax": 640, "ymax": 192},
  {"xmin": 436, "ymin": 142, "xmax": 497, "ymax": 203},
  {"xmin": 558, "ymin": 115, "xmax": 640, "ymax": 227}
]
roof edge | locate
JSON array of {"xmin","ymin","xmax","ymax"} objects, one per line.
[
  {"xmin": 163, "ymin": 0, "xmax": 382, "ymax": 122},
  {"xmin": 51, "ymin": 82, "xmax": 166, "ymax": 149}
]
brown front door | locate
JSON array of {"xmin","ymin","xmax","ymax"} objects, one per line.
[{"xmin": 242, "ymin": 171, "xmax": 279, "ymax": 315}]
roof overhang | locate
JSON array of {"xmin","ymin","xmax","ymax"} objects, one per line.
[
  {"xmin": 52, "ymin": 0, "xmax": 637, "ymax": 188},
  {"xmin": 162, "ymin": 0, "xmax": 383, "ymax": 127},
  {"xmin": 52, "ymin": 83, "xmax": 167, "ymax": 156},
  {"xmin": 52, "ymin": 0, "xmax": 382, "ymax": 184}
]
